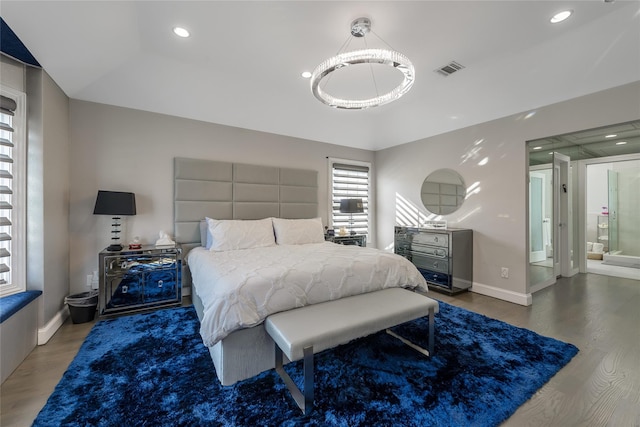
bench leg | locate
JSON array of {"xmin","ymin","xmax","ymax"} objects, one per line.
[
  {"xmin": 428, "ymin": 306, "xmax": 435, "ymax": 355},
  {"xmin": 275, "ymin": 345, "xmax": 314, "ymax": 415},
  {"xmin": 385, "ymin": 307, "xmax": 436, "ymax": 356}
]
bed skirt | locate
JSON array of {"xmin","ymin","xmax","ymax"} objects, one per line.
[{"xmin": 192, "ymin": 287, "xmax": 279, "ymax": 385}]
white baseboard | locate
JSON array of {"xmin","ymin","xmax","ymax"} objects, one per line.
[
  {"xmin": 38, "ymin": 307, "xmax": 69, "ymax": 345},
  {"xmin": 471, "ymin": 282, "xmax": 533, "ymax": 306}
]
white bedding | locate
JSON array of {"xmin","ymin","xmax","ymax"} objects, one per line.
[{"xmin": 188, "ymin": 242, "xmax": 428, "ymax": 347}]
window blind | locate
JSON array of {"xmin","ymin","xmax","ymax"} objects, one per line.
[
  {"xmin": 331, "ymin": 161, "xmax": 370, "ymax": 235},
  {"xmin": 0, "ymin": 92, "xmax": 22, "ymax": 295}
]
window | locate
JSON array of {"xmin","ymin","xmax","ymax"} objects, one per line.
[
  {"xmin": 0, "ymin": 88, "xmax": 26, "ymax": 296},
  {"xmin": 329, "ymin": 159, "xmax": 370, "ymax": 236}
]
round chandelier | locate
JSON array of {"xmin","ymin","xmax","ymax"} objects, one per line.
[{"xmin": 310, "ymin": 17, "xmax": 415, "ymax": 110}]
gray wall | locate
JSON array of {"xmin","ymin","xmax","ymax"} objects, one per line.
[
  {"xmin": 1, "ymin": 56, "xmax": 71, "ymax": 331},
  {"xmin": 376, "ymin": 81, "xmax": 640, "ymax": 305},
  {"xmin": 0, "ymin": 56, "xmax": 24, "ymax": 89},
  {"xmin": 26, "ymin": 69, "xmax": 70, "ymax": 324},
  {"xmin": 68, "ymin": 100, "xmax": 375, "ymax": 294}
]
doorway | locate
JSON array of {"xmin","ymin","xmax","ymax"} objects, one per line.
[
  {"xmin": 528, "ymin": 120, "xmax": 640, "ymax": 290},
  {"xmin": 584, "ymin": 158, "xmax": 640, "ymax": 279},
  {"xmin": 528, "ymin": 166, "xmax": 554, "ymax": 288},
  {"xmin": 529, "ymin": 171, "xmax": 547, "ymax": 264}
]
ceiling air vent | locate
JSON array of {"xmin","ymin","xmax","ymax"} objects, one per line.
[{"xmin": 435, "ymin": 61, "xmax": 465, "ymax": 77}]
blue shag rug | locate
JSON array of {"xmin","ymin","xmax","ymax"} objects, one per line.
[{"xmin": 33, "ymin": 302, "xmax": 578, "ymax": 426}]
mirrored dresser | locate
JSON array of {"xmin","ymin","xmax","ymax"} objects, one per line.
[{"xmin": 394, "ymin": 226, "xmax": 472, "ymax": 294}]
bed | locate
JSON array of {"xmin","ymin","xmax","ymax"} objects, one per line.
[{"xmin": 174, "ymin": 158, "xmax": 428, "ymax": 385}]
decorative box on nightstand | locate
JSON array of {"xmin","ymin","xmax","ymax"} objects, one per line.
[
  {"xmin": 326, "ymin": 234, "xmax": 367, "ymax": 247},
  {"xmin": 98, "ymin": 244, "xmax": 182, "ymax": 318}
]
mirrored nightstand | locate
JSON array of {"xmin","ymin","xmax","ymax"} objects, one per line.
[
  {"xmin": 325, "ymin": 234, "xmax": 367, "ymax": 247},
  {"xmin": 98, "ymin": 244, "xmax": 182, "ymax": 317}
]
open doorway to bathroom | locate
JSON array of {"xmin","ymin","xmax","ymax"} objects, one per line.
[
  {"xmin": 528, "ymin": 120, "xmax": 640, "ymax": 290},
  {"xmin": 527, "ymin": 151, "xmax": 574, "ymax": 291},
  {"xmin": 585, "ymin": 159, "xmax": 640, "ymax": 279},
  {"xmin": 528, "ymin": 166, "xmax": 554, "ymax": 288}
]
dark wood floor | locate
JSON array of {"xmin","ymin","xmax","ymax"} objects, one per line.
[
  {"xmin": 2, "ymin": 273, "xmax": 639, "ymax": 426},
  {"xmin": 436, "ymin": 273, "xmax": 640, "ymax": 426}
]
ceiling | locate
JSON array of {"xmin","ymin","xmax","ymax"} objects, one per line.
[{"xmin": 2, "ymin": 1, "xmax": 639, "ymax": 151}]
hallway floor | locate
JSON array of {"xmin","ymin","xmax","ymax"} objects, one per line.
[{"xmin": 587, "ymin": 258, "xmax": 640, "ymax": 280}]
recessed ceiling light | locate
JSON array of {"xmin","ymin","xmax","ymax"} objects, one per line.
[
  {"xmin": 605, "ymin": 134, "xmax": 617, "ymax": 138},
  {"xmin": 616, "ymin": 141, "xmax": 628, "ymax": 145},
  {"xmin": 301, "ymin": 71, "xmax": 312, "ymax": 79},
  {"xmin": 550, "ymin": 10, "xmax": 572, "ymax": 24},
  {"xmin": 173, "ymin": 27, "xmax": 190, "ymax": 38}
]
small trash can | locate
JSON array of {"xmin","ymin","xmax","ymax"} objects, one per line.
[{"xmin": 65, "ymin": 291, "xmax": 99, "ymax": 324}]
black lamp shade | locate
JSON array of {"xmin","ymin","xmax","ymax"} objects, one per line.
[
  {"xmin": 93, "ymin": 191, "xmax": 136, "ymax": 216},
  {"xmin": 340, "ymin": 198, "xmax": 364, "ymax": 214}
]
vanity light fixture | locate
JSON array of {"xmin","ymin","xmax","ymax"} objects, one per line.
[
  {"xmin": 550, "ymin": 10, "xmax": 573, "ymax": 24},
  {"xmin": 310, "ymin": 17, "xmax": 415, "ymax": 110},
  {"xmin": 173, "ymin": 27, "xmax": 190, "ymax": 38}
]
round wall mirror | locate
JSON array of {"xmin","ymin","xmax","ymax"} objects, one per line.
[{"xmin": 421, "ymin": 169, "xmax": 466, "ymax": 215}]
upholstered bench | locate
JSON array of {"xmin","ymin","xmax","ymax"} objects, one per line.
[
  {"xmin": 0, "ymin": 290, "xmax": 42, "ymax": 324},
  {"xmin": 265, "ymin": 288, "xmax": 439, "ymax": 415},
  {"xmin": 1, "ymin": 290, "xmax": 42, "ymax": 384}
]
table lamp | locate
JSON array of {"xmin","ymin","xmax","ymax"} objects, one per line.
[
  {"xmin": 339, "ymin": 198, "xmax": 364, "ymax": 235},
  {"xmin": 93, "ymin": 190, "xmax": 136, "ymax": 251}
]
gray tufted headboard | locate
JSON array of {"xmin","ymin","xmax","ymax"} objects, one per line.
[{"xmin": 173, "ymin": 157, "xmax": 319, "ymax": 288}]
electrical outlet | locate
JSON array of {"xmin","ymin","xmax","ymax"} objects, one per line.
[
  {"xmin": 501, "ymin": 267, "xmax": 509, "ymax": 279},
  {"xmin": 91, "ymin": 271, "xmax": 99, "ymax": 289},
  {"xmin": 86, "ymin": 274, "xmax": 93, "ymax": 287}
]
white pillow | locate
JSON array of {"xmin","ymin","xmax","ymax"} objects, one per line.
[
  {"xmin": 205, "ymin": 217, "xmax": 276, "ymax": 251},
  {"xmin": 272, "ymin": 217, "xmax": 325, "ymax": 245}
]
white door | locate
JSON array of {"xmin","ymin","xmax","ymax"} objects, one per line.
[
  {"xmin": 529, "ymin": 172, "xmax": 546, "ymax": 263},
  {"xmin": 553, "ymin": 153, "xmax": 571, "ymax": 278}
]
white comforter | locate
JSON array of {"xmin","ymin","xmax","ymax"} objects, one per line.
[{"xmin": 188, "ymin": 242, "xmax": 428, "ymax": 347}]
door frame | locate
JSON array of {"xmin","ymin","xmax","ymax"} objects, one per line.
[
  {"xmin": 553, "ymin": 152, "xmax": 571, "ymax": 278},
  {"xmin": 529, "ymin": 171, "xmax": 547, "ymax": 263}
]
